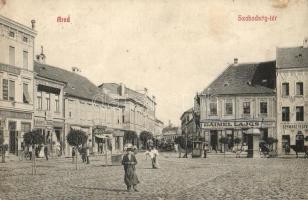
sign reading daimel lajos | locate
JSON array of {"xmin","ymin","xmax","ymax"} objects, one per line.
[{"xmin": 201, "ymin": 121, "xmax": 264, "ymax": 129}]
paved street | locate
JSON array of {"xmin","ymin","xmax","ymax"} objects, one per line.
[{"xmin": 0, "ymin": 153, "xmax": 307, "ymax": 200}]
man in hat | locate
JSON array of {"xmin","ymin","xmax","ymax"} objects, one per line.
[{"xmin": 122, "ymin": 144, "xmax": 140, "ymax": 192}]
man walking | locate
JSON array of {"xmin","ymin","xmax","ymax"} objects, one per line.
[{"xmin": 44, "ymin": 145, "xmax": 49, "ymax": 160}]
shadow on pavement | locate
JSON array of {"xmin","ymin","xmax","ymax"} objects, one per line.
[{"xmin": 71, "ymin": 186, "xmax": 127, "ymax": 193}]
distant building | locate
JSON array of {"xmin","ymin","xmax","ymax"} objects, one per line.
[
  {"xmin": 162, "ymin": 122, "xmax": 181, "ymax": 143},
  {"xmin": 154, "ymin": 118, "xmax": 164, "ymax": 138},
  {"xmin": 99, "ymin": 83, "xmax": 156, "ymax": 146},
  {"xmin": 0, "ymin": 15, "xmax": 37, "ymax": 155},
  {"xmin": 34, "ymin": 62, "xmax": 125, "ymax": 156},
  {"xmin": 276, "ymin": 40, "xmax": 308, "ymax": 154},
  {"xmin": 180, "ymin": 108, "xmax": 199, "ymax": 141},
  {"xmin": 196, "ymin": 59, "xmax": 277, "ymax": 157}
]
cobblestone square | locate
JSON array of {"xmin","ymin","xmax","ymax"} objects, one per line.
[{"xmin": 0, "ymin": 153, "xmax": 307, "ymax": 200}]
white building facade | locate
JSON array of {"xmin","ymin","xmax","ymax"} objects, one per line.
[
  {"xmin": 0, "ymin": 15, "xmax": 36, "ymax": 155},
  {"xmin": 276, "ymin": 41, "xmax": 308, "ymax": 154}
]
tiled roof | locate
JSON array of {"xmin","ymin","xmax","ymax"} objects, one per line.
[
  {"xmin": 276, "ymin": 46, "xmax": 308, "ymax": 69},
  {"xmin": 34, "ymin": 61, "xmax": 117, "ymax": 105},
  {"xmin": 201, "ymin": 61, "xmax": 276, "ymax": 96}
]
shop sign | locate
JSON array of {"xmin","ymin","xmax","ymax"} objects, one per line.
[
  {"xmin": 201, "ymin": 121, "xmax": 261, "ymax": 129},
  {"xmin": 34, "ymin": 119, "xmax": 46, "ymax": 126},
  {"xmin": 0, "ymin": 110, "xmax": 32, "ymax": 120},
  {"xmin": 282, "ymin": 123, "xmax": 308, "ymax": 130}
]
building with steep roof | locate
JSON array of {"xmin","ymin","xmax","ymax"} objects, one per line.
[
  {"xmin": 276, "ymin": 40, "xmax": 308, "ymax": 154},
  {"xmin": 0, "ymin": 15, "xmax": 37, "ymax": 155},
  {"xmin": 180, "ymin": 108, "xmax": 199, "ymax": 141},
  {"xmin": 34, "ymin": 61, "xmax": 125, "ymax": 156},
  {"xmin": 196, "ymin": 59, "xmax": 277, "ymax": 157}
]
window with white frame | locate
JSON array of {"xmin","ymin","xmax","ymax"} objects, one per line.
[
  {"xmin": 282, "ymin": 83, "xmax": 289, "ymax": 96},
  {"xmin": 225, "ymin": 101, "xmax": 233, "ymax": 115},
  {"xmin": 260, "ymin": 102, "xmax": 267, "ymax": 114},
  {"xmin": 37, "ymin": 91, "xmax": 42, "ymax": 110},
  {"xmin": 296, "ymin": 106, "xmax": 304, "ymax": 121},
  {"xmin": 296, "ymin": 82, "xmax": 303, "ymax": 96},
  {"xmin": 210, "ymin": 102, "xmax": 217, "ymax": 115},
  {"xmin": 243, "ymin": 102, "xmax": 250, "ymax": 114},
  {"xmin": 55, "ymin": 94, "xmax": 60, "ymax": 112}
]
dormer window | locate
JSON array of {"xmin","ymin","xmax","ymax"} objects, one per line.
[{"xmin": 9, "ymin": 31, "xmax": 15, "ymax": 38}]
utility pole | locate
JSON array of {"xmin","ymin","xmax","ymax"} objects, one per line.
[{"xmin": 185, "ymin": 127, "xmax": 188, "ymax": 158}]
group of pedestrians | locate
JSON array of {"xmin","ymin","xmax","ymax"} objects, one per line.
[
  {"xmin": 71, "ymin": 146, "xmax": 90, "ymax": 164},
  {"xmin": 121, "ymin": 144, "xmax": 160, "ymax": 192}
]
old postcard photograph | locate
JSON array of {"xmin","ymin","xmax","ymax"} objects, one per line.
[{"xmin": 0, "ymin": 0, "xmax": 308, "ymax": 199}]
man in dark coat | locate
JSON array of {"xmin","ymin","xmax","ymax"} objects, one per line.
[{"xmin": 122, "ymin": 146, "xmax": 140, "ymax": 192}]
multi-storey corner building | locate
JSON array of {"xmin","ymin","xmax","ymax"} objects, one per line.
[
  {"xmin": 98, "ymin": 83, "xmax": 157, "ymax": 146},
  {"xmin": 276, "ymin": 40, "xmax": 308, "ymax": 154},
  {"xmin": 196, "ymin": 59, "xmax": 277, "ymax": 157},
  {"xmin": 180, "ymin": 108, "xmax": 199, "ymax": 140},
  {"xmin": 0, "ymin": 15, "xmax": 37, "ymax": 155},
  {"xmin": 34, "ymin": 61, "xmax": 125, "ymax": 156}
]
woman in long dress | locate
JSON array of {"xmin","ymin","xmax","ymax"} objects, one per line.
[{"xmin": 122, "ymin": 147, "xmax": 140, "ymax": 192}]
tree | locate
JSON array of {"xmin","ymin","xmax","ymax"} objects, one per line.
[
  {"xmin": 66, "ymin": 129, "xmax": 87, "ymax": 147},
  {"xmin": 139, "ymin": 131, "xmax": 153, "ymax": 149},
  {"xmin": 23, "ymin": 130, "xmax": 44, "ymax": 146},
  {"xmin": 66, "ymin": 129, "xmax": 87, "ymax": 170},
  {"xmin": 23, "ymin": 130, "xmax": 45, "ymax": 175},
  {"xmin": 124, "ymin": 131, "xmax": 138, "ymax": 145}
]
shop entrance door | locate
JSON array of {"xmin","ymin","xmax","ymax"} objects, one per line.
[
  {"xmin": 247, "ymin": 134, "xmax": 253, "ymax": 158},
  {"xmin": 9, "ymin": 121, "xmax": 17, "ymax": 154},
  {"xmin": 210, "ymin": 131, "xmax": 218, "ymax": 152}
]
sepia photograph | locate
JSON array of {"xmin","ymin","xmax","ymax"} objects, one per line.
[{"xmin": 0, "ymin": 0, "xmax": 307, "ymax": 199}]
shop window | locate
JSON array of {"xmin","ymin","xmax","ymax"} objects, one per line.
[
  {"xmin": 282, "ymin": 107, "xmax": 290, "ymax": 121},
  {"xmin": 296, "ymin": 82, "xmax": 303, "ymax": 96},
  {"xmin": 282, "ymin": 83, "xmax": 289, "ymax": 96},
  {"xmin": 243, "ymin": 102, "xmax": 250, "ymax": 114},
  {"xmin": 210, "ymin": 102, "xmax": 217, "ymax": 115},
  {"xmin": 21, "ymin": 123, "xmax": 31, "ymax": 133},
  {"xmin": 296, "ymin": 106, "xmax": 304, "ymax": 121},
  {"xmin": 225, "ymin": 102, "xmax": 233, "ymax": 115},
  {"xmin": 260, "ymin": 102, "xmax": 267, "ymax": 114}
]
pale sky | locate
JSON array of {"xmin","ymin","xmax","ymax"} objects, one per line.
[{"xmin": 1, "ymin": 0, "xmax": 308, "ymax": 125}]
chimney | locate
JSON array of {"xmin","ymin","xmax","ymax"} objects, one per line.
[
  {"xmin": 120, "ymin": 83, "xmax": 125, "ymax": 96},
  {"xmin": 36, "ymin": 46, "xmax": 46, "ymax": 64},
  {"xmin": 72, "ymin": 67, "xmax": 81, "ymax": 73},
  {"xmin": 303, "ymin": 37, "xmax": 308, "ymax": 48},
  {"xmin": 31, "ymin": 19, "xmax": 36, "ymax": 30},
  {"xmin": 234, "ymin": 58, "xmax": 238, "ymax": 65}
]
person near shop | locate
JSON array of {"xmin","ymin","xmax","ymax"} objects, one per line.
[
  {"xmin": 28, "ymin": 145, "xmax": 33, "ymax": 160},
  {"xmin": 44, "ymin": 145, "xmax": 49, "ymax": 160},
  {"xmin": 203, "ymin": 143, "xmax": 209, "ymax": 158},
  {"xmin": 122, "ymin": 145, "xmax": 140, "ymax": 192},
  {"xmin": 72, "ymin": 147, "xmax": 76, "ymax": 163},
  {"xmin": 145, "ymin": 146, "xmax": 159, "ymax": 169},
  {"xmin": 285, "ymin": 143, "xmax": 290, "ymax": 155},
  {"xmin": 86, "ymin": 147, "xmax": 90, "ymax": 164}
]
